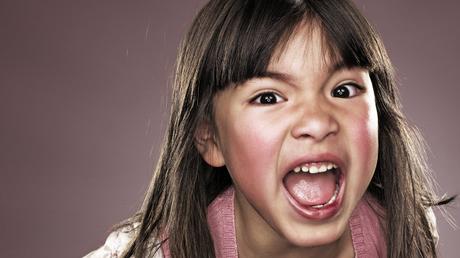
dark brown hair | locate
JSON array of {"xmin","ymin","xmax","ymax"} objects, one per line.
[{"xmin": 122, "ymin": 0, "xmax": 453, "ymax": 257}]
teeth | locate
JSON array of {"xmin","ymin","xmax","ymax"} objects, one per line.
[
  {"xmin": 292, "ymin": 162, "xmax": 338, "ymax": 175},
  {"xmin": 309, "ymin": 166, "xmax": 319, "ymax": 174}
]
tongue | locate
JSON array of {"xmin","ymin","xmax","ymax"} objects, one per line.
[{"xmin": 284, "ymin": 171, "xmax": 336, "ymax": 206}]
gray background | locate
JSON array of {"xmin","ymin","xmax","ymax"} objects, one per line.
[{"xmin": 1, "ymin": 0, "xmax": 458, "ymax": 257}]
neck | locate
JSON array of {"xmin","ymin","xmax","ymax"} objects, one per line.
[
  {"xmin": 234, "ymin": 194, "xmax": 354, "ymax": 258},
  {"xmin": 237, "ymin": 230, "xmax": 354, "ymax": 258}
]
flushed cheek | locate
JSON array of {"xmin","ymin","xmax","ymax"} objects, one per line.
[
  {"xmin": 219, "ymin": 114, "xmax": 284, "ymax": 195},
  {"xmin": 348, "ymin": 108, "xmax": 378, "ymax": 186}
]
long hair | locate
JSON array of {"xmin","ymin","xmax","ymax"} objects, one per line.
[{"xmin": 123, "ymin": 0, "xmax": 453, "ymax": 257}]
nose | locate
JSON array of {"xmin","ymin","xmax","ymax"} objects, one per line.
[{"xmin": 291, "ymin": 100, "xmax": 339, "ymax": 141}]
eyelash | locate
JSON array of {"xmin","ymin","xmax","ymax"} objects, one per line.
[
  {"xmin": 250, "ymin": 91, "xmax": 285, "ymax": 105},
  {"xmin": 250, "ymin": 83, "xmax": 364, "ymax": 105},
  {"xmin": 331, "ymin": 83, "xmax": 364, "ymax": 98}
]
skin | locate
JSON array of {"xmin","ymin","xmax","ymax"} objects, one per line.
[{"xmin": 198, "ymin": 23, "xmax": 379, "ymax": 258}]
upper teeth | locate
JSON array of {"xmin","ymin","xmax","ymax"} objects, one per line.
[{"xmin": 293, "ymin": 162, "xmax": 337, "ymax": 174}]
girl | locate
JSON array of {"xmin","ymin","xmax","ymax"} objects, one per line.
[{"xmin": 86, "ymin": 0, "xmax": 453, "ymax": 257}]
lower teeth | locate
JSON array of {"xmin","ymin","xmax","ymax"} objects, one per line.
[{"xmin": 311, "ymin": 183, "xmax": 339, "ymax": 209}]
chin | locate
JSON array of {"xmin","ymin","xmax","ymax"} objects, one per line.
[
  {"xmin": 279, "ymin": 210, "xmax": 351, "ymax": 248},
  {"xmin": 284, "ymin": 230, "xmax": 346, "ymax": 251}
]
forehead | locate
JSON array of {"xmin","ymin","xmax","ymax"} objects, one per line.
[{"xmin": 268, "ymin": 21, "xmax": 343, "ymax": 77}]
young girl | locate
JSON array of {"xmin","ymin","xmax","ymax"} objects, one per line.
[{"xmin": 85, "ymin": 0, "xmax": 453, "ymax": 257}]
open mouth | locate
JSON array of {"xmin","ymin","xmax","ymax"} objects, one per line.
[{"xmin": 282, "ymin": 161, "xmax": 345, "ymax": 219}]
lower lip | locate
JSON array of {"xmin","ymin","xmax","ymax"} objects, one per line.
[{"xmin": 282, "ymin": 171, "xmax": 345, "ymax": 221}]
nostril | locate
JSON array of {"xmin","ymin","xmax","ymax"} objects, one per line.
[{"xmin": 291, "ymin": 115, "xmax": 339, "ymax": 140}]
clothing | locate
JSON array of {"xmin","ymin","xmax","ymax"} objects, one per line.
[
  {"xmin": 84, "ymin": 186, "xmax": 387, "ymax": 258},
  {"xmin": 204, "ymin": 187, "xmax": 387, "ymax": 258}
]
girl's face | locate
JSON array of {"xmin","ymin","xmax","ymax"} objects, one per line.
[{"xmin": 206, "ymin": 24, "xmax": 378, "ymax": 252}]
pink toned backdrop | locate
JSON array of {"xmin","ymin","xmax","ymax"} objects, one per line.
[{"xmin": 0, "ymin": 0, "xmax": 458, "ymax": 257}]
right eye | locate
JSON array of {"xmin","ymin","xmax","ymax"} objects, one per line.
[{"xmin": 251, "ymin": 92, "xmax": 285, "ymax": 105}]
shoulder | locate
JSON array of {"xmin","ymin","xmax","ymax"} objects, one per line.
[
  {"xmin": 351, "ymin": 195, "xmax": 440, "ymax": 256},
  {"xmin": 83, "ymin": 223, "xmax": 164, "ymax": 258},
  {"xmin": 350, "ymin": 194, "xmax": 387, "ymax": 258}
]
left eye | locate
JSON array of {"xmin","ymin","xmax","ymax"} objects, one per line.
[
  {"xmin": 251, "ymin": 92, "xmax": 285, "ymax": 105},
  {"xmin": 331, "ymin": 83, "xmax": 363, "ymax": 98}
]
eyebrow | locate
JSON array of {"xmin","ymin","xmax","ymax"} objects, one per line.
[{"xmin": 254, "ymin": 60, "xmax": 349, "ymax": 85}]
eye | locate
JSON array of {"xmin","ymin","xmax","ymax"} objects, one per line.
[
  {"xmin": 251, "ymin": 92, "xmax": 285, "ymax": 105},
  {"xmin": 331, "ymin": 83, "xmax": 363, "ymax": 98}
]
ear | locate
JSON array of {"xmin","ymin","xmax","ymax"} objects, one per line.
[{"xmin": 194, "ymin": 122, "xmax": 225, "ymax": 167}]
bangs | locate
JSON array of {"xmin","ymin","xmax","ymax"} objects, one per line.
[
  {"xmin": 195, "ymin": 0, "xmax": 384, "ymax": 93},
  {"xmin": 196, "ymin": 0, "xmax": 304, "ymax": 91}
]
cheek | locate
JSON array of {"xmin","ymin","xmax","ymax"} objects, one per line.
[
  {"xmin": 218, "ymin": 114, "xmax": 283, "ymax": 192},
  {"xmin": 354, "ymin": 115, "xmax": 378, "ymax": 154},
  {"xmin": 349, "ymin": 104, "xmax": 379, "ymax": 181}
]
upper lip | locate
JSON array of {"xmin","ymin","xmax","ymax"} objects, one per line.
[{"xmin": 283, "ymin": 152, "xmax": 346, "ymax": 177}]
